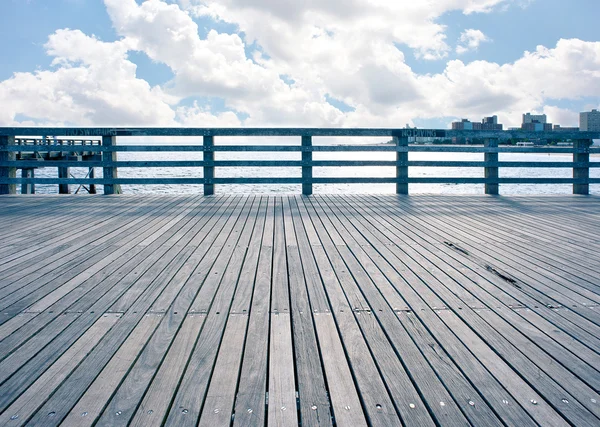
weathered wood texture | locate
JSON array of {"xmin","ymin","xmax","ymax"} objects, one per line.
[
  {"xmin": 101, "ymin": 136, "xmax": 122, "ymax": 195},
  {"xmin": 0, "ymin": 135, "xmax": 16, "ymax": 195},
  {"xmin": 1, "ymin": 195, "xmax": 599, "ymax": 426},
  {"xmin": 1, "ymin": 128, "xmax": 598, "ymax": 196},
  {"xmin": 1, "ymin": 127, "xmax": 599, "ymax": 139}
]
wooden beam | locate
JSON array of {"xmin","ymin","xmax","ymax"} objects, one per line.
[
  {"xmin": 1, "ymin": 127, "xmax": 599, "ymax": 140},
  {"xmin": 21, "ymin": 168, "xmax": 35, "ymax": 194},
  {"xmin": 203, "ymin": 135, "xmax": 214, "ymax": 196},
  {"xmin": 395, "ymin": 136, "xmax": 408, "ymax": 194},
  {"xmin": 573, "ymin": 139, "xmax": 591, "ymax": 195},
  {"xmin": 89, "ymin": 167, "xmax": 96, "ymax": 194},
  {"xmin": 102, "ymin": 136, "xmax": 121, "ymax": 195},
  {"xmin": 484, "ymin": 138, "xmax": 499, "ymax": 195},
  {"xmin": 58, "ymin": 166, "xmax": 70, "ymax": 194},
  {"xmin": 0, "ymin": 135, "xmax": 16, "ymax": 194},
  {"xmin": 302, "ymin": 135, "xmax": 312, "ymax": 195}
]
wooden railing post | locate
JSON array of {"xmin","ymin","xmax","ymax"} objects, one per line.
[
  {"xmin": 203, "ymin": 135, "xmax": 214, "ymax": 196},
  {"xmin": 484, "ymin": 138, "xmax": 499, "ymax": 195},
  {"xmin": 573, "ymin": 139, "xmax": 591, "ymax": 195},
  {"xmin": 0, "ymin": 135, "xmax": 16, "ymax": 194},
  {"xmin": 395, "ymin": 136, "xmax": 408, "ymax": 194},
  {"xmin": 102, "ymin": 136, "xmax": 121, "ymax": 195},
  {"xmin": 89, "ymin": 167, "xmax": 97, "ymax": 194},
  {"xmin": 302, "ymin": 135, "xmax": 312, "ymax": 195}
]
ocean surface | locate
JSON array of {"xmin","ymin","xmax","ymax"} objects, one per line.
[{"xmin": 30, "ymin": 139, "xmax": 600, "ymax": 195}]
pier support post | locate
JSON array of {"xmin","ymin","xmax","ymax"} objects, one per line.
[
  {"xmin": 0, "ymin": 135, "xmax": 16, "ymax": 195},
  {"xmin": 58, "ymin": 166, "xmax": 70, "ymax": 194},
  {"xmin": 89, "ymin": 168, "xmax": 97, "ymax": 194},
  {"xmin": 573, "ymin": 139, "xmax": 591, "ymax": 195},
  {"xmin": 203, "ymin": 135, "xmax": 214, "ymax": 196},
  {"xmin": 302, "ymin": 135, "xmax": 312, "ymax": 195},
  {"xmin": 484, "ymin": 138, "xmax": 499, "ymax": 195},
  {"xmin": 395, "ymin": 136, "xmax": 408, "ymax": 194},
  {"xmin": 21, "ymin": 168, "xmax": 35, "ymax": 194},
  {"xmin": 102, "ymin": 136, "xmax": 121, "ymax": 195}
]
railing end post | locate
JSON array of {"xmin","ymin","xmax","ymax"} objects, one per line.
[{"xmin": 0, "ymin": 135, "xmax": 16, "ymax": 195}]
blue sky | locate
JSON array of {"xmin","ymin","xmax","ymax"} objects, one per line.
[{"xmin": 0, "ymin": 0, "xmax": 599, "ymax": 128}]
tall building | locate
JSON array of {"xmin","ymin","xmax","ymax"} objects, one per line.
[
  {"xmin": 522, "ymin": 112, "xmax": 552, "ymax": 131},
  {"xmin": 481, "ymin": 115, "xmax": 503, "ymax": 130},
  {"xmin": 523, "ymin": 113, "xmax": 547, "ymax": 124},
  {"xmin": 452, "ymin": 119, "xmax": 474, "ymax": 130},
  {"xmin": 580, "ymin": 109, "xmax": 600, "ymax": 131},
  {"xmin": 452, "ymin": 116, "xmax": 503, "ymax": 130}
]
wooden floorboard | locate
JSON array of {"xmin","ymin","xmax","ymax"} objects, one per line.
[{"xmin": 1, "ymin": 194, "xmax": 599, "ymax": 426}]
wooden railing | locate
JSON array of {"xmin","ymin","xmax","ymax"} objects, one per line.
[{"xmin": 1, "ymin": 127, "xmax": 599, "ymax": 195}]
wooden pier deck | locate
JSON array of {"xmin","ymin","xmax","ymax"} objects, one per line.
[{"xmin": 0, "ymin": 194, "xmax": 599, "ymax": 426}]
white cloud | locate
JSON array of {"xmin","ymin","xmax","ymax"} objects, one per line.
[
  {"xmin": 0, "ymin": 29, "xmax": 177, "ymax": 126},
  {"xmin": 456, "ymin": 29, "xmax": 491, "ymax": 54},
  {"xmin": 0, "ymin": 0, "xmax": 598, "ymax": 130},
  {"xmin": 543, "ymin": 106, "xmax": 579, "ymax": 127}
]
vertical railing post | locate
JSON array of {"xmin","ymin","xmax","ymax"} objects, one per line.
[
  {"xmin": 203, "ymin": 135, "xmax": 214, "ymax": 196},
  {"xmin": 395, "ymin": 136, "xmax": 408, "ymax": 194},
  {"xmin": 89, "ymin": 167, "xmax": 97, "ymax": 194},
  {"xmin": 58, "ymin": 159, "xmax": 70, "ymax": 195},
  {"xmin": 21, "ymin": 168, "xmax": 35, "ymax": 194},
  {"xmin": 0, "ymin": 135, "xmax": 16, "ymax": 195},
  {"xmin": 302, "ymin": 135, "xmax": 312, "ymax": 195},
  {"xmin": 484, "ymin": 138, "xmax": 499, "ymax": 195},
  {"xmin": 58, "ymin": 139, "xmax": 71, "ymax": 194},
  {"xmin": 102, "ymin": 135, "xmax": 121, "ymax": 195},
  {"xmin": 573, "ymin": 139, "xmax": 591, "ymax": 195}
]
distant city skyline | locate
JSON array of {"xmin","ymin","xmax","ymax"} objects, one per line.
[
  {"xmin": 0, "ymin": 0, "xmax": 599, "ymax": 129},
  {"xmin": 452, "ymin": 108, "xmax": 600, "ymax": 132}
]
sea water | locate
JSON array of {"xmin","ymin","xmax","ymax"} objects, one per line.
[{"xmin": 28, "ymin": 139, "xmax": 600, "ymax": 195}]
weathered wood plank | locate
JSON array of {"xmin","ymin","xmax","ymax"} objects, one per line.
[
  {"xmin": 1, "ymin": 194, "xmax": 600, "ymax": 427},
  {"xmin": 0, "ymin": 314, "xmax": 120, "ymax": 425},
  {"xmin": 1, "ymin": 126, "xmax": 598, "ymax": 139},
  {"xmin": 96, "ymin": 198, "xmax": 246, "ymax": 427},
  {"xmin": 282, "ymin": 196, "xmax": 333, "ymax": 426},
  {"xmin": 60, "ymin": 313, "xmax": 163, "ymax": 426},
  {"xmin": 232, "ymin": 197, "xmax": 274, "ymax": 427}
]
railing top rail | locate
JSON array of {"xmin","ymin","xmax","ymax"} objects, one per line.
[
  {"xmin": 2, "ymin": 144, "xmax": 599, "ymax": 154},
  {"xmin": 1, "ymin": 127, "xmax": 599, "ymax": 140}
]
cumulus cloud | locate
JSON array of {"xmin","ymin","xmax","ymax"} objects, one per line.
[
  {"xmin": 0, "ymin": 0, "xmax": 598, "ymax": 130},
  {"xmin": 0, "ymin": 29, "xmax": 177, "ymax": 126},
  {"xmin": 456, "ymin": 29, "xmax": 491, "ymax": 54}
]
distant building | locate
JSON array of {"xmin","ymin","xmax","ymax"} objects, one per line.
[
  {"xmin": 580, "ymin": 109, "xmax": 600, "ymax": 131},
  {"xmin": 522, "ymin": 112, "xmax": 552, "ymax": 131},
  {"xmin": 522, "ymin": 122, "xmax": 552, "ymax": 131},
  {"xmin": 523, "ymin": 113, "xmax": 547, "ymax": 124},
  {"xmin": 481, "ymin": 115, "xmax": 503, "ymax": 130},
  {"xmin": 452, "ymin": 119, "xmax": 474, "ymax": 130},
  {"xmin": 452, "ymin": 116, "xmax": 503, "ymax": 131},
  {"xmin": 553, "ymin": 125, "xmax": 579, "ymax": 131}
]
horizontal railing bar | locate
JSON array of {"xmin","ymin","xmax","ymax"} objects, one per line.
[
  {"xmin": 2, "ymin": 145, "xmax": 105, "ymax": 152},
  {"xmin": 407, "ymin": 161, "xmax": 600, "ymax": 168},
  {"xmin": 2, "ymin": 144, "xmax": 598, "ymax": 154},
  {"xmin": 2, "ymin": 178, "xmax": 599, "ymax": 185},
  {"xmin": 2, "ymin": 127, "xmax": 599, "ymax": 139},
  {"xmin": 2, "ymin": 160, "xmax": 600, "ymax": 169}
]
